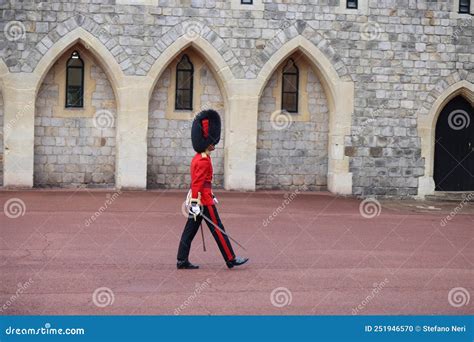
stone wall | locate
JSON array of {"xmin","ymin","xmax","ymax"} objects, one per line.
[
  {"xmin": 0, "ymin": 92, "xmax": 3, "ymax": 186},
  {"xmin": 34, "ymin": 57, "xmax": 116, "ymax": 187},
  {"xmin": 257, "ymin": 66, "xmax": 329, "ymax": 190},
  {"xmin": 1, "ymin": 0, "xmax": 473, "ymax": 196},
  {"xmin": 147, "ymin": 58, "xmax": 225, "ymax": 188}
]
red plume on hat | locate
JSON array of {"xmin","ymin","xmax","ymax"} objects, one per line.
[{"xmin": 191, "ymin": 109, "xmax": 221, "ymax": 153}]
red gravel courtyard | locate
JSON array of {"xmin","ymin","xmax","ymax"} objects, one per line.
[{"xmin": 0, "ymin": 190, "xmax": 472, "ymax": 315}]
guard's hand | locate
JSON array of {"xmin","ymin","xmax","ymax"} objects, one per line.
[
  {"xmin": 212, "ymin": 195, "xmax": 218, "ymax": 205},
  {"xmin": 189, "ymin": 204, "xmax": 201, "ymax": 216}
]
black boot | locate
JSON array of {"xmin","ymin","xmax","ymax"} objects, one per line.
[
  {"xmin": 177, "ymin": 260, "xmax": 199, "ymax": 269},
  {"xmin": 226, "ymin": 256, "xmax": 249, "ymax": 269}
]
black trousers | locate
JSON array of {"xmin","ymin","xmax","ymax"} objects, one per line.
[{"xmin": 177, "ymin": 205, "xmax": 236, "ymax": 263}]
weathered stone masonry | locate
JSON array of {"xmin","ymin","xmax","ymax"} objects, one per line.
[
  {"xmin": 257, "ymin": 57, "xmax": 329, "ymax": 191},
  {"xmin": 147, "ymin": 55, "xmax": 225, "ymax": 188},
  {"xmin": 34, "ymin": 48, "xmax": 116, "ymax": 187},
  {"xmin": 0, "ymin": 0, "xmax": 472, "ymax": 197}
]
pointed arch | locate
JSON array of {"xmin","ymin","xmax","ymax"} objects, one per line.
[
  {"xmin": 33, "ymin": 27, "xmax": 124, "ymax": 104},
  {"xmin": 256, "ymin": 36, "xmax": 349, "ymax": 113},
  {"xmin": 255, "ymin": 22, "xmax": 350, "ymax": 81},
  {"xmin": 146, "ymin": 34, "xmax": 235, "ymax": 103},
  {"xmin": 418, "ymin": 80, "xmax": 474, "ymax": 197},
  {"xmin": 256, "ymin": 35, "xmax": 355, "ymax": 195},
  {"xmin": 146, "ymin": 34, "xmax": 234, "ymax": 190},
  {"xmin": 144, "ymin": 20, "xmax": 242, "ymax": 80}
]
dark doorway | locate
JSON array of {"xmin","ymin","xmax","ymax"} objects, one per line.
[{"xmin": 434, "ymin": 95, "xmax": 474, "ymax": 191}]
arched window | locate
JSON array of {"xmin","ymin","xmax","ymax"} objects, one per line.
[
  {"xmin": 175, "ymin": 54, "xmax": 194, "ymax": 110},
  {"xmin": 65, "ymin": 51, "xmax": 84, "ymax": 108},
  {"xmin": 281, "ymin": 59, "xmax": 299, "ymax": 113},
  {"xmin": 459, "ymin": 0, "xmax": 470, "ymax": 13}
]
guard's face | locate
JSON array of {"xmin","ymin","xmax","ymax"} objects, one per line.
[{"xmin": 207, "ymin": 145, "xmax": 215, "ymax": 152}]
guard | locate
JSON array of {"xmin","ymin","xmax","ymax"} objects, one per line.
[{"xmin": 177, "ymin": 109, "xmax": 249, "ymax": 269}]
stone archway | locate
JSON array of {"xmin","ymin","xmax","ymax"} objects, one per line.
[
  {"xmin": 147, "ymin": 47, "xmax": 227, "ymax": 189},
  {"xmin": 34, "ymin": 43, "xmax": 118, "ymax": 188},
  {"xmin": 256, "ymin": 36, "xmax": 354, "ymax": 195},
  {"xmin": 33, "ymin": 27, "xmax": 123, "ymax": 101},
  {"xmin": 256, "ymin": 52, "xmax": 330, "ymax": 190},
  {"xmin": 2, "ymin": 27, "xmax": 125, "ymax": 188},
  {"xmin": 418, "ymin": 80, "xmax": 474, "ymax": 197},
  {"xmin": 146, "ymin": 34, "xmax": 236, "ymax": 189}
]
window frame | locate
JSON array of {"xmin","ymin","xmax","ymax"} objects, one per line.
[
  {"xmin": 459, "ymin": 0, "xmax": 471, "ymax": 13},
  {"xmin": 281, "ymin": 58, "xmax": 299, "ymax": 114},
  {"xmin": 174, "ymin": 54, "xmax": 194, "ymax": 111},
  {"xmin": 65, "ymin": 51, "xmax": 85, "ymax": 108},
  {"xmin": 346, "ymin": 0, "xmax": 358, "ymax": 9}
]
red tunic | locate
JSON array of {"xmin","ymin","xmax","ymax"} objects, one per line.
[{"xmin": 190, "ymin": 152, "xmax": 214, "ymax": 206}]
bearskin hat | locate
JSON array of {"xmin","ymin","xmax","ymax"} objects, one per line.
[{"xmin": 191, "ymin": 109, "xmax": 221, "ymax": 153}]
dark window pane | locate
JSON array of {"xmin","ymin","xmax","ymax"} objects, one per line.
[
  {"xmin": 175, "ymin": 55, "xmax": 194, "ymax": 110},
  {"xmin": 67, "ymin": 58, "xmax": 82, "ymax": 67},
  {"xmin": 347, "ymin": 0, "xmax": 358, "ymax": 9},
  {"xmin": 177, "ymin": 55, "xmax": 193, "ymax": 70},
  {"xmin": 241, "ymin": 0, "xmax": 253, "ymax": 4},
  {"xmin": 281, "ymin": 58, "xmax": 299, "ymax": 113},
  {"xmin": 67, "ymin": 68, "xmax": 82, "ymax": 86},
  {"xmin": 282, "ymin": 93, "xmax": 297, "ymax": 113},
  {"xmin": 177, "ymin": 70, "xmax": 192, "ymax": 90},
  {"xmin": 283, "ymin": 74, "xmax": 298, "ymax": 92},
  {"xmin": 66, "ymin": 86, "xmax": 83, "ymax": 107},
  {"xmin": 176, "ymin": 89, "xmax": 192, "ymax": 110},
  {"xmin": 459, "ymin": 0, "xmax": 470, "ymax": 13},
  {"xmin": 283, "ymin": 63, "xmax": 297, "ymax": 74},
  {"xmin": 65, "ymin": 51, "xmax": 84, "ymax": 108}
]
